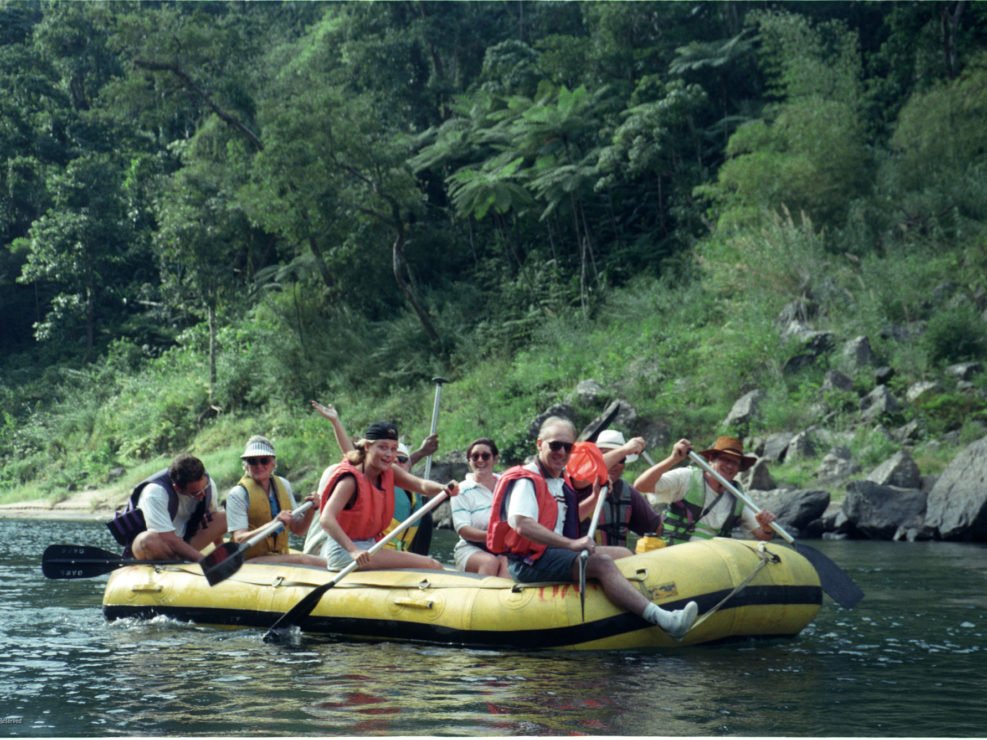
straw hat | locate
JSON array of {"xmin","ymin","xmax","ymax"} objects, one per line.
[{"xmin": 698, "ymin": 436, "xmax": 756, "ymax": 471}]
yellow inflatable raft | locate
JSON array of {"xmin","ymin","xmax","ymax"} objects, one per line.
[{"xmin": 102, "ymin": 538, "xmax": 822, "ymax": 650}]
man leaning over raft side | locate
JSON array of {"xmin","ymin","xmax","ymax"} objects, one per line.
[
  {"xmin": 128, "ymin": 454, "xmax": 228, "ymax": 562},
  {"xmin": 486, "ymin": 416, "xmax": 699, "ymax": 639},
  {"xmin": 633, "ymin": 436, "xmax": 776, "ymax": 545}
]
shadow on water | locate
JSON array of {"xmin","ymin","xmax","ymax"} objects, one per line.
[{"xmin": 2, "ymin": 519, "xmax": 985, "ymax": 736}]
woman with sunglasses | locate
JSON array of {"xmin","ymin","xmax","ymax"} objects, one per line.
[
  {"xmin": 451, "ymin": 438, "xmax": 510, "ymax": 577},
  {"xmin": 225, "ymin": 435, "xmax": 325, "ymax": 566}
]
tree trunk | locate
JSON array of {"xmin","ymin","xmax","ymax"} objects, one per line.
[
  {"xmin": 392, "ymin": 228, "xmax": 441, "ymax": 346},
  {"xmin": 307, "ymin": 236, "xmax": 335, "ymax": 289}
]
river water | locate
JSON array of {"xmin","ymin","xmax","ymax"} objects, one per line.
[{"xmin": 1, "ymin": 517, "xmax": 985, "ymax": 737}]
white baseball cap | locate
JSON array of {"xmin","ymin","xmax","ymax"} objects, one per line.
[{"xmin": 595, "ymin": 429, "xmax": 638, "ymax": 463}]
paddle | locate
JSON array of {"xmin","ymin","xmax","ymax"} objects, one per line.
[
  {"xmin": 262, "ymin": 487, "xmax": 453, "ymax": 643},
  {"xmin": 578, "ymin": 399, "xmax": 621, "ymax": 443},
  {"xmin": 687, "ymin": 449, "xmax": 864, "ymax": 608},
  {"xmin": 42, "ymin": 544, "xmax": 189, "ymax": 579},
  {"xmin": 579, "ymin": 480, "xmax": 609, "ymax": 621},
  {"xmin": 421, "ymin": 376, "xmax": 446, "ymax": 481},
  {"xmin": 200, "ymin": 501, "xmax": 314, "ymax": 587}
]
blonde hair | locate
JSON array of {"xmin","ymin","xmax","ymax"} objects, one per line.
[{"xmin": 344, "ymin": 439, "xmax": 370, "ymax": 466}]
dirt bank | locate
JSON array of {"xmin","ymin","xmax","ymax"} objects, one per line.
[{"xmin": 0, "ymin": 488, "xmax": 122, "ymax": 521}]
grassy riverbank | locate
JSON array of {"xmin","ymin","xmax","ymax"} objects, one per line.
[{"xmin": 3, "ymin": 217, "xmax": 985, "ymax": 511}]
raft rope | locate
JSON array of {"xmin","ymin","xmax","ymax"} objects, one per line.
[{"xmin": 689, "ymin": 542, "xmax": 781, "ymax": 631}]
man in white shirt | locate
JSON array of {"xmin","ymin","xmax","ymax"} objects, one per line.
[
  {"xmin": 130, "ymin": 454, "xmax": 227, "ymax": 562},
  {"xmin": 487, "ymin": 416, "xmax": 698, "ymax": 639}
]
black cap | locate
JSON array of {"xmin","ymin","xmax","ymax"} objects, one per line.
[{"xmin": 364, "ymin": 421, "xmax": 399, "ymax": 441}]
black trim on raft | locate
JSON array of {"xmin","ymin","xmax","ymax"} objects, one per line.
[{"xmin": 103, "ymin": 583, "xmax": 821, "ymax": 649}]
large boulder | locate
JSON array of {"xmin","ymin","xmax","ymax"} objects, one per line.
[
  {"xmin": 924, "ymin": 435, "xmax": 987, "ymax": 541},
  {"xmin": 860, "ymin": 385, "xmax": 901, "ymax": 423},
  {"xmin": 748, "ymin": 488, "xmax": 830, "ymax": 535},
  {"xmin": 841, "ymin": 335, "xmax": 876, "ymax": 371},
  {"xmin": 724, "ymin": 390, "xmax": 763, "ymax": 431},
  {"xmin": 815, "ymin": 446, "xmax": 859, "ymax": 483},
  {"xmin": 842, "ymin": 480, "xmax": 928, "ymax": 540},
  {"xmin": 866, "ymin": 450, "xmax": 922, "ymax": 489},
  {"xmin": 760, "ymin": 432, "xmax": 794, "ymax": 463}
]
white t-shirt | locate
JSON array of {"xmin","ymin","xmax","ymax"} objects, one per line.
[
  {"xmin": 506, "ymin": 463, "xmax": 567, "ymax": 534},
  {"xmin": 137, "ymin": 478, "xmax": 218, "ymax": 537},
  {"xmin": 647, "ymin": 467, "xmax": 760, "ymax": 536},
  {"xmin": 225, "ymin": 476, "xmax": 297, "ymax": 532},
  {"xmin": 451, "ymin": 472, "xmax": 499, "ymax": 534}
]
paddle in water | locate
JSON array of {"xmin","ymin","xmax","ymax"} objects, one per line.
[
  {"xmin": 200, "ymin": 501, "xmax": 314, "ymax": 586},
  {"xmin": 688, "ymin": 450, "xmax": 864, "ymax": 608},
  {"xmin": 262, "ymin": 488, "xmax": 452, "ymax": 643},
  {"xmin": 42, "ymin": 544, "xmax": 189, "ymax": 579}
]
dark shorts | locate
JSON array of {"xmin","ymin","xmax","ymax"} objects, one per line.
[{"xmin": 508, "ymin": 547, "xmax": 580, "ymax": 583}]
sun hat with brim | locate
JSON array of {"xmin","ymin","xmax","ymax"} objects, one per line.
[
  {"xmin": 698, "ymin": 436, "xmax": 756, "ymax": 472},
  {"xmin": 397, "ymin": 442, "xmax": 410, "ymax": 457},
  {"xmin": 595, "ymin": 429, "xmax": 639, "ymax": 463},
  {"xmin": 241, "ymin": 435, "xmax": 276, "ymax": 459},
  {"xmin": 566, "ymin": 442, "xmax": 609, "ymax": 488}
]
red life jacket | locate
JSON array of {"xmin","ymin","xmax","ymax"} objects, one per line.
[
  {"xmin": 319, "ymin": 460, "xmax": 396, "ymax": 541},
  {"xmin": 486, "ymin": 466, "xmax": 559, "ymax": 562}
]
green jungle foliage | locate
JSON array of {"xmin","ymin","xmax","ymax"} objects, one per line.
[{"xmin": 1, "ymin": 1, "xmax": 986, "ymax": 504}]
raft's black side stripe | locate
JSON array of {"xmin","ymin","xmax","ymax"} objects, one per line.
[{"xmin": 103, "ymin": 584, "xmax": 821, "ymax": 649}]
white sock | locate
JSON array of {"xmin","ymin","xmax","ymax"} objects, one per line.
[{"xmin": 642, "ymin": 602, "xmax": 672, "ymax": 629}]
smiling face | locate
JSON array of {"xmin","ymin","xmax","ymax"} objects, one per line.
[
  {"xmin": 244, "ymin": 456, "xmax": 275, "ymax": 484},
  {"xmin": 365, "ymin": 439, "xmax": 398, "ymax": 471},
  {"xmin": 536, "ymin": 422, "xmax": 575, "ymax": 478},
  {"xmin": 467, "ymin": 443, "xmax": 496, "ymax": 475},
  {"xmin": 709, "ymin": 452, "xmax": 741, "ymax": 483}
]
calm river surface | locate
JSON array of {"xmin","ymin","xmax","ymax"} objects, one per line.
[{"xmin": 1, "ymin": 517, "xmax": 985, "ymax": 737}]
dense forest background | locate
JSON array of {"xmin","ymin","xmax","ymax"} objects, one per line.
[{"xmin": 2, "ymin": 0, "xmax": 986, "ymax": 505}]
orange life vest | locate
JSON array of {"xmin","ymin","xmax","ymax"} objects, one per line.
[
  {"xmin": 319, "ymin": 460, "xmax": 396, "ymax": 541},
  {"xmin": 486, "ymin": 466, "xmax": 559, "ymax": 562}
]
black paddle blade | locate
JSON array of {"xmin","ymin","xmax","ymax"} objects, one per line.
[
  {"xmin": 200, "ymin": 542, "xmax": 246, "ymax": 587},
  {"xmin": 579, "ymin": 400, "xmax": 622, "ymax": 443},
  {"xmin": 42, "ymin": 544, "xmax": 121, "ymax": 579},
  {"xmin": 263, "ymin": 581, "xmax": 335, "ymax": 643},
  {"xmin": 794, "ymin": 542, "xmax": 865, "ymax": 609}
]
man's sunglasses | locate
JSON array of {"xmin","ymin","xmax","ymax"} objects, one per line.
[
  {"xmin": 470, "ymin": 452, "xmax": 492, "ymax": 462},
  {"xmin": 546, "ymin": 441, "xmax": 574, "ymax": 453},
  {"xmin": 245, "ymin": 457, "xmax": 273, "ymax": 466},
  {"xmin": 396, "ymin": 455, "xmax": 409, "ymax": 464}
]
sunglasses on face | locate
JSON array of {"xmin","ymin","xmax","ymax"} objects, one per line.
[
  {"xmin": 470, "ymin": 452, "xmax": 492, "ymax": 462},
  {"xmin": 546, "ymin": 440, "xmax": 574, "ymax": 453},
  {"xmin": 245, "ymin": 457, "xmax": 273, "ymax": 466},
  {"xmin": 396, "ymin": 455, "xmax": 409, "ymax": 464}
]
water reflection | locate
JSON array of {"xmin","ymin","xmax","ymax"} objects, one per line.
[{"xmin": 2, "ymin": 519, "xmax": 986, "ymax": 736}]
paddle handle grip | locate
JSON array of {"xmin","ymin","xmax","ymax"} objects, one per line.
[
  {"xmin": 687, "ymin": 450, "xmax": 794, "ymax": 544},
  {"xmin": 422, "ymin": 377, "xmax": 446, "ymax": 481}
]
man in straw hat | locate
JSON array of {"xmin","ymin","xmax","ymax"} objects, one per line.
[{"xmin": 634, "ymin": 436, "xmax": 776, "ymax": 546}]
